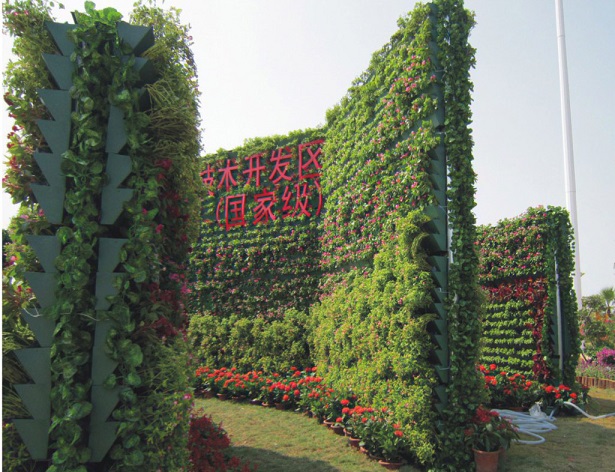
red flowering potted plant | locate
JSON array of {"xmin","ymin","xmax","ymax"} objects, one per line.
[
  {"xmin": 480, "ymin": 364, "xmax": 540, "ymax": 409},
  {"xmin": 194, "ymin": 366, "xmax": 217, "ymax": 398},
  {"xmin": 464, "ymin": 406, "xmax": 518, "ymax": 472},
  {"xmin": 372, "ymin": 422, "xmax": 409, "ymax": 470},
  {"xmin": 344, "ymin": 405, "xmax": 373, "ymax": 448},
  {"xmin": 540, "ymin": 383, "xmax": 588, "ymax": 415}
]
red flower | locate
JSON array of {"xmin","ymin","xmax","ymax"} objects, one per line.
[
  {"xmin": 340, "ymin": 399, "xmax": 350, "ymax": 406},
  {"xmin": 394, "ymin": 430, "xmax": 403, "ymax": 437},
  {"xmin": 282, "ymin": 394, "xmax": 290, "ymax": 402},
  {"xmin": 489, "ymin": 364, "xmax": 497, "ymax": 371}
]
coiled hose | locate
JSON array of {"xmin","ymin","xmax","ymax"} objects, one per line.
[{"xmin": 495, "ymin": 402, "xmax": 615, "ymax": 445}]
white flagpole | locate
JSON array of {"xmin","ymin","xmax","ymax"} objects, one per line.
[{"xmin": 555, "ymin": 0, "xmax": 582, "ymax": 309}]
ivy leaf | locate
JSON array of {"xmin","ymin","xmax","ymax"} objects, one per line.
[
  {"xmin": 66, "ymin": 401, "xmax": 93, "ymax": 420},
  {"xmin": 126, "ymin": 344, "xmax": 143, "ymax": 367},
  {"xmin": 125, "ymin": 449, "xmax": 144, "ymax": 466},
  {"xmin": 126, "ymin": 371, "xmax": 142, "ymax": 387}
]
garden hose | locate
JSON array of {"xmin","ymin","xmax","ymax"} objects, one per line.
[
  {"xmin": 495, "ymin": 402, "xmax": 615, "ymax": 446},
  {"xmin": 560, "ymin": 401, "xmax": 615, "ymax": 420},
  {"xmin": 494, "ymin": 407, "xmax": 558, "ymax": 445}
]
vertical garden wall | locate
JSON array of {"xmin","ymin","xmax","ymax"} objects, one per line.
[
  {"xmin": 189, "ymin": 0, "xmax": 482, "ymax": 469},
  {"xmin": 314, "ymin": 0, "xmax": 482, "ymax": 469},
  {"xmin": 3, "ymin": 1, "xmax": 201, "ymax": 470},
  {"xmin": 477, "ymin": 206, "xmax": 581, "ymax": 385}
]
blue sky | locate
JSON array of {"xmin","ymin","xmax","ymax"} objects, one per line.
[{"xmin": 2, "ymin": 0, "xmax": 614, "ymax": 296}]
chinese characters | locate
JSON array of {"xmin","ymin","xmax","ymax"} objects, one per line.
[{"xmin": 202, "ymin": 139, "xmax": 324, "ymax": 231}]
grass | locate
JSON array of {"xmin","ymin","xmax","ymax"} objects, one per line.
[
  {"xmin": 501, "ymin": 387, "xmax": 615, "ymax": 472},
  {"xmin": 195, "ymin": 388, "xmax": 615, "ymax": 472}
]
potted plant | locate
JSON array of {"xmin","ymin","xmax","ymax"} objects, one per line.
[
  {"xmin": 194, "ymin": 366, "xmax": 217, "ymax": 398},
  {"xmin": 540, "ymin": 383, "xmax": 588, "ymax": 415},
  {"xmin": 464, "ymin": 406, "xmax": 519, "ymax": 472},
  {"xmin": 480, "ymin": 364, "xmax": 540, "ymax": 409},
  {"xmin": 373, "ymin": 422, "xmax": 408, "ymax": 470}
]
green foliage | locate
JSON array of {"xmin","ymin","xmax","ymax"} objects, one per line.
[
  {"xmin": 310, "ymin": 212, "xmax": 437, "ymax": 465},
  {"xmin": 2, "ymin": 0, "xmax": 57, "ymax": 206},
  {"xmin": 188, "ymin": 309, "xmax": 312, "ymax": 373},
  {"xmin": 432, "ymin": 1, "xmax": 483, "ymax": 470},
  {"xmin": 3, "ymin": 422, "xmax": 36, "ymax": 472},
  {"xmin": 579, "ymin": 289, "xmax": 615, "ymax": 356},
  {"xmin": 477, "ymin": 207, "xmax": 582, "ymax": 386},
  {"xmin": 321, "ymin": 2, "xmax": 442, "ymax": 272}
]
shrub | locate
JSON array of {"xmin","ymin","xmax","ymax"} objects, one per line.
[
  {"xmin": 596, "ymin": 347, "xmax": 615, "ymax": 367},
  {"xmin": 187, "ymin": 309, "xmax": 311, "ymax": 372},
  {"xmin": 188, "ymin": 412, "xmax": 255, "ymax": 472}
]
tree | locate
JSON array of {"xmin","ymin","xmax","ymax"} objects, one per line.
[{"xmin": 599, "ymin": 287, "xmax": 614, "ymax": 319}]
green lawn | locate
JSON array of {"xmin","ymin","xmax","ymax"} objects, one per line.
[{"xmin": 195, "ymin": 388, "xmax": 615, "ymax": 472}]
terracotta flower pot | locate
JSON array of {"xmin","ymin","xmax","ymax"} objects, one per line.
[
  {"xmin": 347, "ymin": 437, "xmax": 361, "ymax": 449},
  {"xmin": 217, "ymin": 393, "xmax": 229, "ymax": 401},
  {"xmin": 377, "ymin": 459, "xmax": 405, "ymax": 470},
  {"xmin": 330, "ymin": 424, "xmax": 345, "ymax": 435},
  {"xmin": 473, "ymin": 448, "xmax": 501, "ymax": 472}
]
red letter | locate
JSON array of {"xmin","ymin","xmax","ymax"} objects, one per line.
[
  {"xmin": 298, "ymin": 139, "xmax": 323, "ymax": 180},
  {"xmin": 218, "ymin": 159, "xmax": 238, "ymax": 192},
  {"xmin": 200, "ymin": 164, "xmax": 216, "ymax": 186},
  {"xmin": 281, "ymin": 186, "xmax": 295, "ymax": 219},
  {"xmin": 269, "ymin": 147, "xmax": 294, "ymax": 184},
  {"xmin": 253, "ymin": 189, "xmax": 277, "ymax": 225},
  {"xmin": 243, "ymin": 153, "xmax": 266, "ymax": 187},
  {"xmin": 294, "ymin": 182, "xmax": 313, "ymax": 218},
  {"xmin": 217, "ymin": 194, "xmax": 246, "ymax": 231}
]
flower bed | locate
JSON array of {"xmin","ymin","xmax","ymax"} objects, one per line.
[
  {"xmin": 577, "ymin": 347, "xmax": 615, "ymax": 385},
  {"xmin": 193, "ymin": 365, "xmax": 416, "ymax": 467}
]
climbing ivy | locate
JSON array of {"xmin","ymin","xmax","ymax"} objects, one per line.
[{"xmin": 433, "ymin": 1, "xmax": 484, "ymax": 470}]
